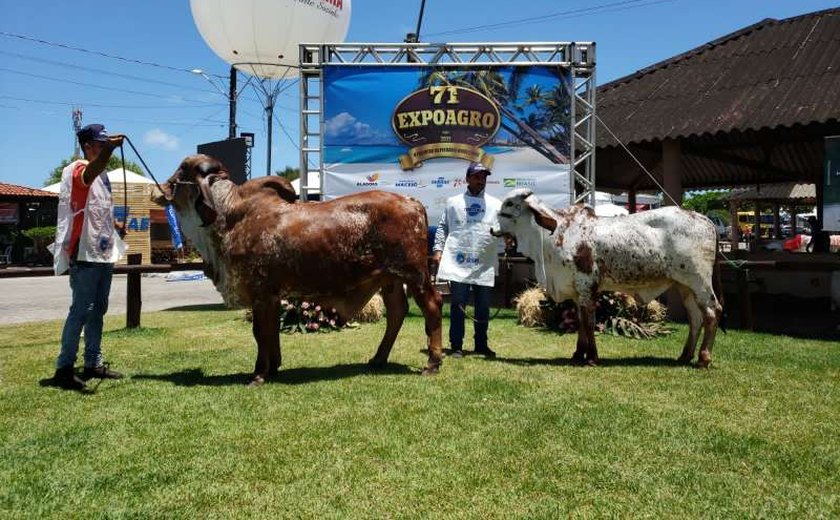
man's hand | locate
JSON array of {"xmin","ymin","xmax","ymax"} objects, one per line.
[
  {"xmin": 115, "ymin": 221, "xmax": 126, "ymax": 239},
  {"xmin": 106, "ymin": 134, "xmax": 125, "ymax": 150}
]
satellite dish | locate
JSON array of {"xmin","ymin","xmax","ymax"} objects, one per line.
[{"xmin": 190, "ymin": 0, "xmax": 352, "ymax": 79}]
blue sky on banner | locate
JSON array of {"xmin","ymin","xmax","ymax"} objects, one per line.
[
  {"xmin": 1, "ymin": 0, "xmax": 837, "ymax": 188},
  {"xmin": 323, "ymin": 65, "xmax": 569, "ymax": 157}
]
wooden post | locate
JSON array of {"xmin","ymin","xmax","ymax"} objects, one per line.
[
  {"xmin": 736, "ymin": 267, "xmax": 753, "ymax": 330},
  {"xmin": 126, "ymin": 253, "xmax": 142, "ymax": 329},
  {"xmin": 730, "ymin": 202, "xmax": 739, "ymax": 246},
  {"xmin": 662, "ymin": 139, "xmax": 687, "ymax": 320}
]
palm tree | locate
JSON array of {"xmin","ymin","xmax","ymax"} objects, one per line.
[{"xmin": 417, "ymin": 67, "xmax": 570, "ymax": 164}]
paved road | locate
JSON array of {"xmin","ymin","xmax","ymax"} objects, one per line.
[{"xmin": 0, "ymin": 273, "xmax": 223, "ymax": 325}]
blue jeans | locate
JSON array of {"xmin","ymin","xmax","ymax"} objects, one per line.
[
  {"xmin": 449, "ymin": 281, "xmax": 492, "ymax": 351},
  {"xmin": 57, "ymin": 261, "xmax": 114, "ymax": 369}
]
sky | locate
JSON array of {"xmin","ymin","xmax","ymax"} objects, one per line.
[{"xmin": 1, "ymin": 0, "xmax": 837, "ymax": 189}]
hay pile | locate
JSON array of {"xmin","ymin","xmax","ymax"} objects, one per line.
[
  {"xmin": 354, "ymin": 293, "xmax": 384, "ymax": 323},
  {"xmin": 514, "ymin": 287, "xmax": 551, "ymax": 327}
]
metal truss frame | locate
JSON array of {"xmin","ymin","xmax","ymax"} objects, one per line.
[{"xmin": 299, "ymin": 42, "xmax": 596, "ymax": 205}]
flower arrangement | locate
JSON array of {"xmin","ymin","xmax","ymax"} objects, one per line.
[{"xmin": 279, "ymin": 299, "xmax": 343, "ymax": 333}]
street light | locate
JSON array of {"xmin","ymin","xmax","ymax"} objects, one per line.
[{"xmin": 192, "ymin": 67, "xmax": 237, "ymax": 140}]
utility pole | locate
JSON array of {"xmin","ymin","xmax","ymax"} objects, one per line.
[
  {"xmin": 72, "ymin": 107, "xmax": 83, "ymax": 158},
  {"xmin": 228, "ymin": 65, "xmax": 237, "ymax": 140}
]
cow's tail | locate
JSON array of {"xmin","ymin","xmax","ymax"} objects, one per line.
[{"xmin": 713, "ymin": 236, "xmax": 727, "ymax": 333}]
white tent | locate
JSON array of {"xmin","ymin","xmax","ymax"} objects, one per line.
[
  {"xmin": 43, "ymin": 168, "xmax": 152, "ymax": 193},
  {"xmin": 594, "ymin": 202, "xmax": 629, "ymax": 217},
  {"xmin": 290, "ymin": 171, "xmax": 319, "ymax": 198}
]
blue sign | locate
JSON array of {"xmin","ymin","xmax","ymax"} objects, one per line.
[
  {"xmin": 165, "ymin": 204, "xmax": 184, "ymax": 250},
  {"xmin": 114, "ymin": 206, "xmax": 129, "ymax": 223}
]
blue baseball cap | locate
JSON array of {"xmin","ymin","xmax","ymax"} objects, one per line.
[
  {"xmin": 466, "ymin": 162, "xmax": 491, "ymax": 176},
  {"xmin": 76, "ymin": 123, "xmax": 110, "ymax": 145}
]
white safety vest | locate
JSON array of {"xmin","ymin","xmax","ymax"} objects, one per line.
[
  {"xmin": 437, "ymin": 191, "xmax": 502, "ymax": 286},
  {"xmin": 49, "ymin": 160, "xmax": 126, "ymax": 275}
]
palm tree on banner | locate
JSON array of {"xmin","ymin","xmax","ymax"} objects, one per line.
[{"xmin": 418, "ymin": 68, "xmax": 570, "ymax": 164}]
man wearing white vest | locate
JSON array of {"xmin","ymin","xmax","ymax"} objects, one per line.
[
  {"xmin": 50, "ymin": 124, "xmax": 127, "ymax": 391},
  {"xmin": 432, "ymin": 162, "xmax": 502, "ymax": 358}
]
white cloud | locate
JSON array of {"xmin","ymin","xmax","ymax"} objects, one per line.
[
  {"xmin": 144, "ymin": 128, "xmax": 180, "ymax": 151},
  {"xmin": 324, "ymin": 112, "xmax": 386, "ymax": 144}
]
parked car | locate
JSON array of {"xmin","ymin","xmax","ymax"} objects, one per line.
[{"xmin": 707, "ymin": 215, "xmax": 730, "ymax": 238}]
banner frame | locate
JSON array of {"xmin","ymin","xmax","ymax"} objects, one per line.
[{"xmin": 299, "ymin": 42, "xmax": 596, "ymax": 206}]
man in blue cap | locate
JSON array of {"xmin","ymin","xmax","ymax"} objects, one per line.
[
  {"xmin": 432, "ymin": 162, "xmax": 502, "ymax": 358},
  {"xmin": 50, "ymin": 123, "xmax": 127, "ymax": 391}
]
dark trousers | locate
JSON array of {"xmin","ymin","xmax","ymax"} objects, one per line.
[{"xmin": 449, "ymin": 281, "xmax": 492, "ymax": 351}]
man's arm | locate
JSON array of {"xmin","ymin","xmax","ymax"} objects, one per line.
[
  {"xmin": 82, "ymin": 135, "xmax": 125, "ymax": 186},
  {"xmin": 431, "ymin": 209, "xmax": 449, "ymax": 264}
]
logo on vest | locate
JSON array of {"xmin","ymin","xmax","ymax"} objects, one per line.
[
  {"xmin": 466, "ymin": 202, "xmax": 484, "ymax": 217},
  {"xmin": 455, "ymin": 251, "xmax": 481, "ymax": 265}
]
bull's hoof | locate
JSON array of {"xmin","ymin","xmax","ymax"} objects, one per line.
[
  {"xmin": 247, "ymin": 375, "xmax": 266, "ymax": 388},
  {"xmin": 585, "ymin": 359, "xmax": 598, "ymax": 367},
  {"xmin": 677, "ymin": 354, "xmax": 694, "ymax": 364},
  {"xmin": 421, "ymin": 363, "xmax": 440, "ymax": 376},
  {"xmin": 695, "ymin": 359, "xmax": 712, "ymax": 369},
  {"xmin": 571, "ymin": 356, "xmax": 588, "ymax": 366}
]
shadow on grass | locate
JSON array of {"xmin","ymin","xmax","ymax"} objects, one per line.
[
  {"xmin": 486, "ymin": 355, "xmax": 687, "ymax": 368},
  {"xmin": 161, "ymin": 303, "xmax": 229, "ymax": 312},
  {"xmin": 132, "ymin": 362, "xmax": 416, "ymax": 387}
]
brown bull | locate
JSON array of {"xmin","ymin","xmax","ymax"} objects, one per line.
[{"xmin": 154, "ymin": 154, "xmax": 443, "ymax": 385}]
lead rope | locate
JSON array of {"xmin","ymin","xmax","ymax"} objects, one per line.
[
  {"xmin": 122, "ymin": 135, "xmax": 166, "ymax": 195},
  {"xmin": 118, "ymin": 144, "xmax": 128, "ymax": 236}
]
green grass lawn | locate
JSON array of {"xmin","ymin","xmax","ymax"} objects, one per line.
[{"xmin": 1, "ymin": 305, "xmax": 837, "ymax": 518}]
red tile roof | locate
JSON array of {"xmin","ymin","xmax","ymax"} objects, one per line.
[{"xmin": 0, "ymin": 182, "xmax": 58, "ymax": 198}]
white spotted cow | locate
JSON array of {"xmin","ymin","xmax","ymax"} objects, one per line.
[{"xmin": 491, "ymin": 189, "xmax": 723, "ymax": 367}]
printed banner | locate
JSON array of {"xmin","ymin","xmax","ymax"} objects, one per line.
[
  {"xmin": 322, "ymin": 65, "xmax": 573, "ymax": 225},
  {"xmin": 824, "ymin": 136, "xmax": 840, "ymax": 232},
  {"xmin": 165, "ymin": 203, "xmax": 184, "ymax": 250}
]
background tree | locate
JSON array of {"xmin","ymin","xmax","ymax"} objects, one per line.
[
  {"xmin": 683, "ymin": 190, "xmax": 731, "ymax": 222},
  {"xmin": 275, "ymin": 166, "xmax": 300, "ymax": 182},
  {"xmin": 45, "ymin": 156, "xmax": 145, "ymax": 186}
]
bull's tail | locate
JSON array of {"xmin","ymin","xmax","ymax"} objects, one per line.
[{"xmin": 713, "ymin": 237, "xmax": 727, "ymax": 333}]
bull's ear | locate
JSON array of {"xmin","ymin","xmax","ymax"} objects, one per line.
[
  {"xmin": 528, "ymin": 207, "xmax": 557, "ymax": 233},
  {"xmin": 525, "ymin": 200, "xmax": 557, "ymax": 233},
  {"xmin": 195, "ymin": 197, "xmax": 217, "ymax": 227}
]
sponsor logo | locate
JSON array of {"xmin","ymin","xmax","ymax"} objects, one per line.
[
  {"xmin": 452, "ymin": 178, "xmax": 467, "ymax": 188},
  {"xmin": 395, "ymin": 179, "xmax": 419, "ymax": 188},
  {"xmin": 431, "ymin": 177, "xmax": 449, "ymax": 188},
  {"xmin": 455, "ymin": 251, "xmax": 481, "ymax": 265},
  {"xmin": 356, "ymin": 173, "xmax": 381, "ymax": 187},
  {"xmin": 503, "ymin": 177, "xmax": 537, "ymax": 188},
  {"xmin": 466, "ymin": 202, "xmax": 484, "ymax": 217}
]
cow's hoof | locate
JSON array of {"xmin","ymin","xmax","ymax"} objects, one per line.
[
  {"xmin": 421, "ymin": 364, "xmax": 440, "ymax": 376},
  {"xmin": 247, "ymin": 375, "xmax": 265, "ymax": 388},
  {"xmin": 585, "ymin": 359, "xmax": 598, "ymax": 367}
]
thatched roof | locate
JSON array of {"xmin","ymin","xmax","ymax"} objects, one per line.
[
  {"xmin": 596, "ymin": 7, "xmax": 840, "ymax": 190},
  {"xmin": 728, "ymin": 182, "xmax": 816, "ymax": 204}
]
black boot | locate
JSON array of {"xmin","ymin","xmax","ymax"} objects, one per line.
[
  {"xmin": 53, "ymin": 366, "xmax": 87, "ymax": 391},
  {"xmin": 82, "ymin": 364, "xmax": 124, "ymax": 380}
]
